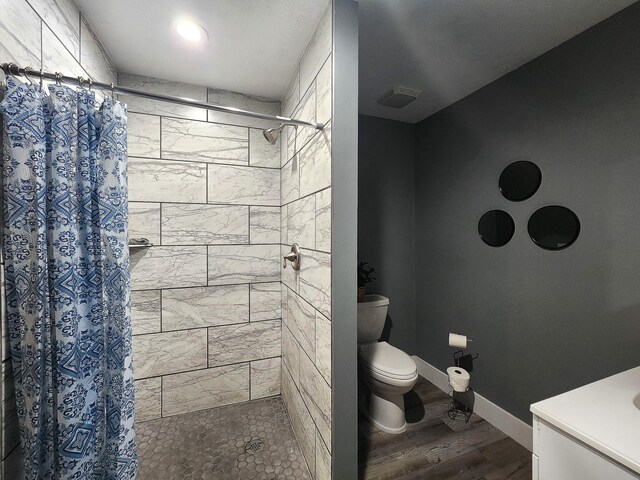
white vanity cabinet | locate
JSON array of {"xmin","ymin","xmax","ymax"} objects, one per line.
[
  {"xmin": 532, "ymin": 416, "xmax": 639, "ymax": 480},
  {"xmin": 530, "ymin": 367, "xmax": 640, "ymax": 480}
]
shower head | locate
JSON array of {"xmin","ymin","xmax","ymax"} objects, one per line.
[{"xmin": 262, "ymin": 124, "xmax": 287, "ymax": 145}]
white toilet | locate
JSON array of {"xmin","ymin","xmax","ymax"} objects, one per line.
[{"xmin": 357, "ymin": 294, "xmax": 418, "ymax": 434}]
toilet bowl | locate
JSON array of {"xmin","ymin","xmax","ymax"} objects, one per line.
[{"xmin": 357, "ymin": 295, "xmax": 418, "ymax": 434}]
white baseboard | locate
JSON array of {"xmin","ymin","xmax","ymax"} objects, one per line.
[{"xmin": 412, "ymin": 355, "xmax": 533, "ymax": 451}]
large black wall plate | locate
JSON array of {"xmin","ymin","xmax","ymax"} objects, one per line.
[
  {"xmin": 528, "ymin": 205, "xmax": 580, "ymax": 250},
  {"xmin": 499, "ymin": 161, "xmax": 542, "ymax": 202},
  {"xmin": 478, "ymin": 210, "xmax": 515, "ymax": 247}
]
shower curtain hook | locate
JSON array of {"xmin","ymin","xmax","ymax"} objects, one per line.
[
  {"xmin": 110, "ymin": 82, "xmax": 115, "ymax": 100},
  {"xmin": 77, "ymin": 76, "xmax": 84, "ymax": 89},
  {"xmin": 39, "ymin": 68, "xmax": 44, "ymax": 91},
  {"xmin": 55, "ymin": 72, "xmax": 62, "ymax": 86},
  {"xmin": 87, "ymin": 77, "xmax": 93, "ymax": 91},
  {"xmin": 23, "ymin": 66, "xmax": 35, "ymax": 86}
]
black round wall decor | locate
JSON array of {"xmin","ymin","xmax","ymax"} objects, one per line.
[
  {"xmin": 528, "ymin": 205, "xmax": 580, "ymax": 250},
  {"xmin": 478, "ymin": 210, "xmax": 515, "ymax": 247},
  {"xmin": 499, "ymin": 161, "xmax": 542, "ymax": 202}
]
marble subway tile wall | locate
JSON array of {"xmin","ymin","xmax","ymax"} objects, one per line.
[
  {"xmin": 279, "ymin": 2, "xmax": 333, "ymax": 479},
  {"xmin": 0, "ymin": 1, "xmax": 116, "ymax": 476},
  {"xmin": 123, "ymin": 72, "xmax": 284, "ymax": 422}
]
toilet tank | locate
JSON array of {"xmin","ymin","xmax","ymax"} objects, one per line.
[{"xmin": 357, "ymin": 295, "xmax": 389, "ymax": 343}]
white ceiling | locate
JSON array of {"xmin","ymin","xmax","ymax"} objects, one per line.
[
  {"xmin": 75, "ymin": 0, "xmax": 327, "ymax": 99},
  {"xmin": 358, "ymin": 0, "xmax": 637, "ymax": 123}
]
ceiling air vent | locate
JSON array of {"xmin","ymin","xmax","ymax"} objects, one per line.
[{"xmin": 377, "ymin": 86, "xmax": 421, "ymax": 108}]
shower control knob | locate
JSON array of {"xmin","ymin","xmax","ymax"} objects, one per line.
[{"xmin": 283, "ymin": 243, "xmax": 301, "ymax": 271}]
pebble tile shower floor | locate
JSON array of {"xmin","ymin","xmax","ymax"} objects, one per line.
[{"xmin": 136, "ymin": 396, "xmax": 311, "ymax": 480}]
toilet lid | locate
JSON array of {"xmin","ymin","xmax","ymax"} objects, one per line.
[{"xmin": 359, "ymin": 342, "xmax": 417, "ymax": 379}]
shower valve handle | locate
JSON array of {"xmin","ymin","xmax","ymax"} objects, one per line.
[{"xmin": 283, "ymin": 243, "xmax": 301, "ymax": 271}]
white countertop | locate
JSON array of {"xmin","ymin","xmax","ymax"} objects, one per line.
[{"xmin": 531, "ymin": 366, "xmax": 640, "ymax": 474}]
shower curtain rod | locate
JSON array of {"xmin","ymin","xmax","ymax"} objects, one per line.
[{"xmin": 0, "ymin": 63, "xmax": 325, "ymax": 131}]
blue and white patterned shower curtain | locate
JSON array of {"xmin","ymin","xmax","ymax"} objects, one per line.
[{"xmin": 0, "ymin": 76, "xmax": 137, "ymax": 479}]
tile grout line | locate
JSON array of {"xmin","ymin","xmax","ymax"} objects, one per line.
[
  {"xmin": 135, "ymin": 354, "xmax": 282, "ymax": 383},
  {"xmin": 159, "ymin": 287, "xmax": 163, "ymax": 332}
]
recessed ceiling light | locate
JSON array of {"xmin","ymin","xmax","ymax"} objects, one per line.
[{"xmin": 175, "ymin": 18, "xmax": 208, "ymax": 43}]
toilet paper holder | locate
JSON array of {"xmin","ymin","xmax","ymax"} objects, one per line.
[{"xmin": 454, "ymin": 349, "xmax": 479, "ymax": 373}]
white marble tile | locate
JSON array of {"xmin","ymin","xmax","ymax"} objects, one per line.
[
  {"xmin": 207, "ymin": 164, "xmax": 279, "ymax": 206},
  {"xmin": 135, "ymin": 377, "xmax": 161, "ymax": 422},
  {"xmin": 130, "ymin": 246, "xmax": 207, "ymax": 290},
  {"xmin": 118, "ymin": 73, "xmax": 207, "ymax": 120},
  {"xmin": 129, "ymin": 202, "xmax": 161, "ymax": 245},
  {"xmin": 131, "ymin": 290, "xmax": 161, "ymax": 335},
  {"xmin": 208, "ymin": 319, "xmax": 281, "ymax": 367},
  {"xmin": 291, "ymin": 84, "xmax": 317, "ymax": 154},
  {"xmin": 316, "ymin": 55, "xmax": 332, "ymax": 126},
  {"xmin": 208, "ymin": 244, "xmax": 280, "ymax": 285},
  {"xmin": 282, "ymin": 322, "xmax": 300, "ymax": 387},
  {"xmin": 280, "ymin": 126, "xmax": 288, "ymax": 168},
  {"xmin": 250, "ymin": 207, "xmax": 280, "ymax": 244},
  {"xmin": 281, "ymin": 66, "xmax": 300, "ymax": 118},
  {"xmin": 29, "ymin": 0, "xmax": 80, "ymax": 58},
  {"xmin": 250, "ymin": 357, "xmax": 281, "ymax": 399},
  {"xmin": 79, "ymin": 17, "xmax": 116, "ymax": 84},
  {"xmin": 300, "ymin": 123, "xmax": 331, "ymax": 198},
  {"xmin": 128, "ymin": 158, "xmax": 207, "ymax": 204},
  {"xmin": 315, "ymin": 311, "xmax": 331, "ymax": 385},
  {"xmin": 0, "ymin": 0, "xmax": 41, "ymax": 69},
  {"xmin": 299, "ymin": 249, "xmax": 331, "ymax": 319},
  {"xmin": 128, "ymin": 113, "xmax": 160, "ymax": 158},
  {"xmin": 162, "ymin": 364, "xmax": 249, "ymax": 417},
  {"xmin": 281, "ymin": 157, "xmax": 300, "ymax": 205},
  {"xmin": 281, "ymin": 246, "xmax": 300, "ymax": 293},
  {"xmin": 249, "ymin": 129, "xmax": 280, "ymax": 168},
  {"xmin": 282, "ymin": 366, "xmax": 315, "ymax": 474},
  {"xmin": 162, "ymin": 118, "xmax": 248, "ymax": 165},
  {"xmin": 281, "ymin": 205, "xmax": 288, "ymax": 245},
  {"xmin": 300, "ymin": 353, "xmax": 332, "ymax": 452},
  {"xmin": 132, "ymin": 329, "xmax": 207, "ymax": 379},
  {"xmin": 162, "ymin": 285, "xmax": 249, "ymax": 331},
  {"xmin": 300, "ymin": 1, "xmax": 332, "ymax": 92},
  {"xmin": 250, "ymin": 282, "xmax": 281, "ymax": 322},
  {"xmin": 315, "ymin": 188, "xmax": 331, "ymax": 252},
  {"xmin": 316, "ymin": 429, "xmax": 332, "ymax": 480},
  {"xmin": 162, "ymin": 204, "xmax": 248, "ymax": 245},
  {"xmin": 288, "ymin": 195, "xmax": 315, "ymax": 250},
  {"xmin": 286, "ymin": 128, "xmax": 296, "ymax": 165},
  {"xmin": 207, "ymin": 88, "xmax": 280, "ymax": 129},
  {"xmin": 284, "ymin": 290, "xmax": 316, "ymax": 361},
  {"xmin": 42, "ymin": 24, "xmax": 85, "ymax": 79}
]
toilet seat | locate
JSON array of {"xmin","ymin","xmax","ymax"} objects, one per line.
[{"xmin": 359, "ymin": 342, "xmax": 417, "ymax": 382}]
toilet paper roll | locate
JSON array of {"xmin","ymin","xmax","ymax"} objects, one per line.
[
  {"xmin": 447, "ymin": 366, "xmax": 470, "ymax": 393},
  {"xmin": 449, "ymin": 333, "xmax": 468, "ymax": 349}
]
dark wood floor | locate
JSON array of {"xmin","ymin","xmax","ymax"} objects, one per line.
[{"xmin": 358, "ymin": 377, "xmax": 532, "ymax": 480}]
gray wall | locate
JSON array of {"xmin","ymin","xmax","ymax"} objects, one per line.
[
  {"xmin": 333, "ymin": 0, "xmax": 359, "ymax": 478},
  {"xmin": 414, "ymin": 2, "xmax": 640, "ymax": 422},
  {"xmin": 358, "ymin": 115, "xmax": 416, "ymax": 354}
]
